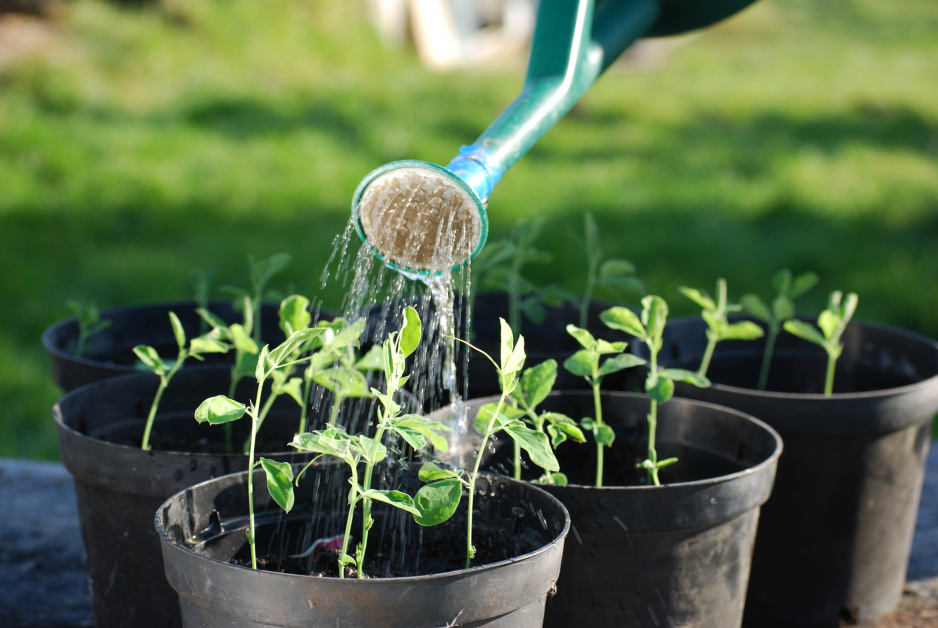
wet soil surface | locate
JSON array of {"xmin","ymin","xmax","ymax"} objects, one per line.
[{"xmin": 2, "ymin": 448, "xmax": 938, "ymax": 627}]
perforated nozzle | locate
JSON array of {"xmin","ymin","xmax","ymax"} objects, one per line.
[{"xmin": 352, "ymin": 161, "xmax": 489, "ymax": 275}]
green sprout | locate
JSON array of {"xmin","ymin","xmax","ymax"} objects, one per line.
[
  {"xmin": 563, "ymin": 319, "xmax": 645, "ymax": 487},
  {"xmin": 221, "ymin": 252, "xmax": 292, "ymax": 345},
  {"xmin": 579, "ymin": 212, "xmax": 642, "ymax": 329},
  {"xmin": 680, "ymin": 278, "xmax": 764, "ymax": 378},
  {"xmin": 290, "ymin": 307, "xmax": 452, "ymax": 578},
  {"xmin": 783, "ymin": 290, "xmax": 858, "ymax": 396},
  {"xmin": 601, "ymin": 297, "xmax": 709, "ymax": 486},
  {"xmin": 133, "ymin": 312, "xmax": 229, "ymax": 451},
  {"xmin": 741, "ymin": 269, "xmax": 819, "ymax": 390},
  {"xmin": 194, "ymin": 325, "xmax": 323, "ymax": 569},
  {"xmin": 66, "ymin": 299, "xmax": 111, "ymax": 358},
  {"xmin": 437, "ymin": 319, "xmax": 562, "ymax": 568}
]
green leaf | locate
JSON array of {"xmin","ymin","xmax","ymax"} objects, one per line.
[
  {"xmin": 521, "ymin": 359, "xmax": 557, "ymax": 409},
  {"xmin": 132, "ymin": 345, "xmax": 166, "ymax": 374},
  {"xmin": 357, "ymin": 435, "xmax": 387, "ymax": 464},
  {"xmin": 741, "ymin": 294, "xmax": 771, "ymax": 322},
  {"xmin": 660, "ymin": 368, "xmax": 710, "ymax": 388},
  {"xmin": 545, "ymin": 413, "xmax": 586, "ymax": 442},
  {"xmin": 189, "ymin": 332, "xmax": 229, "ymax": 358},
  {"xmin": 503, "ymin": 332, "xmax": 526, "ymax": 376},
  {"xmin": 394, "ymin": 415, "xmax": 451, "ymax": 452},
  {"xmin": 400, "ymin": 306, "xmax": 422, "ymax": 358},
  {"xmin": 783, "ymin": 319, "xmax": 826, "ymax": 347},
  {"xmin": 646, "ymin": 374, "xmax": 675, "ymax": 404},
  {"xmin": 268, "ymin": 328, "xmax": 321, "ymax": 369},
  {"xmin": 791, "ymin": 272, "xmax": 819, "ymax": 298},
  {"xmin": 394, "ymin": 426, "xmax": 427, "ymax": 451},
  {"xmin": 251, "ymin": 252, "xmax": 292, "ymax": 288},
  {"xmin": 818, "ymin": 309, "xmax": 839, "ymax": 342},
  {"xmin": 642, "ymin": 296, "xmax": 669, "ymax": 341},
  {"xmin": 600, "ymin": 306, "xmax": 645, "ymax": 338},
  {"xmin": 595, "ymin": 339, "xmax": 627, "ymax": 355},
  {"xmin": 505, "ymin": 424, "xmax": 559, "ymax": 472},
  {"xmin": 599, "ymin": 258, "xmax": 636, "ymax": 280},
  {"xmin": 598, "ymin": 353, "xmax": 646, "ymax": 377},
  {"xmin": 679, "ymin": 287, "xmax": 715, "ymax": 311},
  {"xmin": 194, "ymin": 395, "xmax": 246, "ymax": 424},
  {"xmin": 278, "ymin": 295, "xmax": 311, "ymax": 337},
  {"xmin": 355, "ymin": 345, "xmax": 384, "ymax": 371},
  {"xmin": 314, "ymin": 367, "xmax": 371, "ymax": 398},
  {"xmin": 474, "ymin": 404, "xmax": 515, "ymax": 434},
  {"xmin": 229, "ymin": 324, "xmax": 259, "ymax": 355},
  {"xmin": 563, "ymin": 350, "xmax": 594, "ymax": 377},
  {"xmin": 413, "ymin": 479, "xmax": 462, "ymax": 526},
  {"xmin": 657, "ymin": 457, "xmax": 679, "ymax": 470},
  {"xmin": 842, "ymin": 292, "xmax": 859, "ymax": 325},
  {"xmin": 196, "ymin": 308, "xmax": 228, "ymax": 331},
  {"xmin": 499, "ymin": 318, "xmax": 514, "ymax": 371},
  {"xmin": 594, "ymin": 423, "xmax": 616, "ymax": 447},
  {"xmin": 418, "ymin": 461, "xmax": 463, "ymax": 482},
  {"xmin": 721, "ymin": 321, "xmax": 765, "ymax": 341},
  {"xmin": 360, "ymin": 489, "xmax": 420, "ymax": 517},
  {"xmin": 772, "ymin": 296, "xmax": 796, "ymax": 322},
  {"xmin": 169, "ymin": 312, "xmax": 186, "ymax": 351},
  {"xmin": 290, "ymin": 431, "xmax": 352, "ymax": 460},
  {"xmin": 259, "ymin": 458, "xmax": 295, "ymax": 513},
  {"xmin": 274, "ymin": 377, "xmax": 305, "ymax": 406},
  {"xmin": 566, "ymin": 325, "xmax": 596, "ymax": 350}
]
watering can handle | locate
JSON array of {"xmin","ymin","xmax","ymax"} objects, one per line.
[{"xmin": 445, "ymin": 0, "xmax": 659, "ymax": 202}]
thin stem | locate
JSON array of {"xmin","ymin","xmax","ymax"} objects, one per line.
[
  {"xmin": 824, "ymin": 351, "xmax": 836, "ymax": 396},
  {"xmin": 140, "ymin": 352, "xmax": 185, "ymax": 450},
  {"xmin": 592, "ymin": 379, "xmax": 604, "ymax": 488},
  {"xmin": 699, "ymin": 331, "xmax": 717, "ymax": 378},
  {"xmin": 299, "ymin": 376, "xmax": 314, "ymax": 434},
  {"xmin": 338, "ymin": 464, "xmax": 360, "ymax": 579},
  {"xmin": 647, "ymin": 400, "xmax": 660, "ymax": 486},
  {"xmin": 466, "ymin": 390, "xmax": 508, "ymax": 569},
  {"xmin": 246, "ymin": 379, "xmax": 265, "ymax": 570},
  {"xmin": 758, "ymin": 323, "xmax": 780, "ymax": 391},
  {"xmin": 358, "ymin": 423, "xmax": 388, "ymax": 579}
]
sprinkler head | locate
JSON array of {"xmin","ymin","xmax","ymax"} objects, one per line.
[{"xmin": 352, "ymin": 160, "xmax": 488, "ymax": 275}]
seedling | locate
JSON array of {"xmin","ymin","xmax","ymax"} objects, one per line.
[
  {"xmin": 134, "ymin": 312, "xmax": 229, "ymax": 451},
  {"xmin": 680, "ymin": 278, "xmax": 764, "ymax": 377},
  {"xmin": 435, "ymin": 319, "xmax": 562, "ymax": 567},
  {"xmin": 601, "ymin": 297, "xmax": 710, "ymax": 486},
  {"xmin": 222, "ymin": 252, "xmax": 293, "ymax": 345},
  {"xmin": 741, "ymin": 269, "xmax": 819, "ymax": 390},
  {"xmin": 290, "ymin": 307, "xmax": 452, "ymax": 578},
  {"xmin": 579, "ymin": 212, "xmax": 643, "ymax": 329},
  {"xmin": 563, "ymin": 319, "xmax": 646, "ymax": 487},
  {"xmin": 783, "ymin": 290, "xmax": 858, "ymax": 396},
  {"xmin": 194, "ymin": 325, "xmax": 323, "ymax": 569},
  {"xmin": 66, "ymin": 299, "xmax": 111, "ymax": 358},
  {"xmin": 507, "ymin": 359, "xmax": 585, "ymax": 484}
]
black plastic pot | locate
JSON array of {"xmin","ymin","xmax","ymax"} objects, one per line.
[
  {"xmin": 431, "ymin": 390, "xmax": 782, "ymax": 627},
  {"xmin": 43, "ymin": 300, "xmax": 326, "ymax": 392},
  {"xmin": 156, "ymin": 463, "xmax": 570, "ymax": 627},
  {"xmin": 654, "ymin": 317, "xmax": 938, "ymax": 627},
  {"xmin": 54, "ymin": 366, "xmax": 356, "ymax": 628}
]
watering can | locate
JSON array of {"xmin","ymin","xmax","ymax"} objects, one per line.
[{"xmin": 352, "ymin": 0, "xmax": 757, "ymax": 275}]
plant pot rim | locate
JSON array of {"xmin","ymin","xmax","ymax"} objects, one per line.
[
  {"xmin": 449, "ymin": 390, "xmax": 783, "ymax": 492},
  {"xmin": 155, "ymin": 467, "xmax": 571, "ymax": 583},
  {"xmin": 54, "ymin": 368, "xmax": 298, "ymax": 460},
  {"xmin": 665, "ymin": 316, "xmax": 938, "ymax": 402}
]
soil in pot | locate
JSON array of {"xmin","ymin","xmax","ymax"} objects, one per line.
[{"xmin": 157, "ymin": 463, "xmax": 570, "ymax": 628}]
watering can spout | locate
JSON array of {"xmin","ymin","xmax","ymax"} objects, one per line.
[{"xmin": 353, "ymin": 0, "xmax": 757, "ymax": 275}]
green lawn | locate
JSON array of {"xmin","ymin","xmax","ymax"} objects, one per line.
[{"xmin": 2, "ymin": 0, "xmax": 937, "ymax": 459}]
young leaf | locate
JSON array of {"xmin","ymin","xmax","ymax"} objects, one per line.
[
  {"xmin": 188, "ymin": 332, "xmax": 229, "ymax": 358},
  {"xmin": 519, "ymin": 359, "xmax": 558, "ymax": 409},
  {"xmin": 722, "ymin": 321, "xmax": 765, "ymax": 341},
  {"xmin": 646, "ymin": 375, "xmax": 675, "ymax": 404},
  {"xmin": 133, "ymin": 345, "xmax": 166, "ymax": 374},
  {"xmin": 678, "ymin": 287, "xmax": 715, "ymax": 311},
  {"xmin": 505, "ymin": 424, "xmax": 560, "ymax": 472},
  {"xmin": 290, "ymin": 431, "xmax": 352, "ymax": 460},
  {"xmin": 600, "ymin": 306, "xmax": 645, "ymax": 338},
  {"xmin": 594, "ymin": 424, "xmax": 616, "ymax": 447},
  {"xmin": 360, "ymin": 489, "xmax": 421, "ymax": 517},
  {"xmin": 783, "ymin": 319, "xmax": 827, "ymax": 347},
  {"xmin": 660, "ymin": 368, "xmax": 711, "ymax": 388},
  {"xmin": 267, "ymin": 328, "xmax": 321, "ymax": 369},
  {"xmin": 599, "ymin": 259, "xmax": 636, "ymax": 281},
  {"xmin": 566, "ymin": 325, "xmax": 597, "ymax": 351},
  {"xmin": 792, "ymin": 272, "xmax": 820, "ymax": 298},
  {"xmin": 598, "ymin": 353, "xmax": 646, "ymax": 377},
  {"xmin": 563, "ymin": 350, "xmax": 594, "ymax": 377},
  {"xmin": 169, "ymin": 312, "xmax": 186, "ymax": 351},
  {"xmin": 642, "ymin": 295, "xmax": 668, "ymax": 341},
  {"xmin": 418, "ymin": 461, "xmax": 463, "ymax": 483},
  {"xmin": 279, "ymin": 295, "xmax": 311, "ymax": 337},
  {"xmin": 259, "ymin": 458, "xmax": 295, "ymax": 513},
  {"xmin": 399, "ymin": 306, "xmax": 422, "ymax": 358},
  {"xmin": 741, "ymin": 294, "xmax": 771, "ymax": 322},
  {"xmin": 196, "ymin": 307, "xmax": 228, "ymax": 331},
  {"xmin": 413, "ymin": 479, "xmax": 463, "ymax": 526},
  {"xmin": 195, "ymin": 395, "xmax": 247, "ymax": 424},
  {"xmin": 394, "ymin": 415, "xmax": 451, "ymax": 452}
]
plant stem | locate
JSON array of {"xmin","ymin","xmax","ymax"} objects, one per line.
[
  {"xmin": 757, "ymin": 323, "xmax": 780, "ymax": 391},
  {"xmin": 513, "ymin": 441, "xmax": 521, "ymax": 480},
  {"xmin": 338, "ymin": 465, "xmax": 360, "ymax": 579},
  {"xmin": 647, "ymin": 400, "xmax": 660, "ymax": 486},
  {"xmin": 140, "ymin": 353, "xmax": 185, "ymax": 450},
  {"xmin": 824, "ymin": 351, "xmax": 836, "ymax": 396},
  {"xmin": 357, "ymin": 423, "xmax": 387, "ymax": 579},
  {"xmin": 580, "ymin": 245, "xmax": 599, "ymax": 329},
  {"xmin": 592, "ymin": 379, "xmax": 604, "ymax": 488},
  {"xmin": 466, "ymin": 391, "xmax": 508, "ymax": 569},
  {"xmin": 699, "ymin": 330, "xmax": 717, "ymax": 378},
  {"xmin": 245, "ymin": 380, "xmax": 265, "ymax": 570}
]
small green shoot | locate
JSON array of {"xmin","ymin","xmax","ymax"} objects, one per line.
[
  {"xmin": 290, "ymin": 307, "xmax": 452, "ymax": 578},
  {"xmin": 134, "ymin": 312, "xmax": 229, "ymax": 451},
  {"xmin": 444, "ymin": 319, "xmax": 562, "ymax": 567},
  {"xmin": 508, "ymin": 359, "xmax": 585, "ymax": 485},
  {"xmin": 579, "ymin": 212, "xmax": 643, "ymax": 329},
  {"xmin": 221, "ymin": 252, "xmax": 292, "ymax": 345},
  {"xmin": 601, "ymin": 297, "xmax": 710, "ymax": 486},
  {"xmin": 66, "ymin": 300, "xmax": 111, "ymax": 358},
  {"xmin": 563, "ymin": 319, "xmax": 646, "ymax": 487},
  {"xmin": 783, "ymin": 290, "xmax": 858, "ymax": 396},
  {"xmin": 680, "ymin": 278, "xmax": 764, "ymax": 377},
  {"xmin": 741, "ymin": 269, "xmax": 819, "ymax": 390},
  {"xmin": 194, "ymin": 325, "xmax": 323, "ymax": 569}
]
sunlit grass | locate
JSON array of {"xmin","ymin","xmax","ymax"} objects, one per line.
[{"xmin": 1, "ymin": 0, "xmax": 936, "ymax": 458}]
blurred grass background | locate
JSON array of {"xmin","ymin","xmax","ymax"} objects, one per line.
[{"xmin": 1, "ymin": 0, "xmax": 936, "ymax": 459}]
